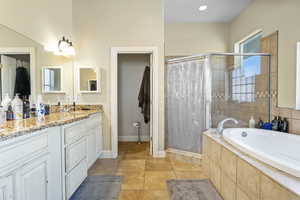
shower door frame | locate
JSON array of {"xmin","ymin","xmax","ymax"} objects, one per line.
[{"xmin": 110, "ymin": 47, "xmax": 160, "ymax": 158}]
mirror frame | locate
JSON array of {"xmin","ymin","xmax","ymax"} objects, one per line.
[
  {"xmin": 76, "ymin": 66, "xmax": 101, "ymax": 94},
  {"xmin": 42, "ymin": 66, "xmax": 65, "ymax": 94},
  {"xmin": 0, "ymin": 47, "xmax": 36, "ymax": 100}
]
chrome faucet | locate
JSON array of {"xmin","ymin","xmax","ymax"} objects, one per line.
[{"xmin": 217, "ymin": 118, "xmax": 239, "ymax": 136}]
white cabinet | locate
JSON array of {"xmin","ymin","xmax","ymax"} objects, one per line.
[
  {"xmin": 66, "ymin": 159, "xmax": 87, "ymax": 199},
  {"xmin": 66, "ymin": 138, "xmax": 87, "ymax": 172},
  {"xmin": 87, "ymin": 130, "xmax": 97, "ymax": 168},
  {"xmin": 0, "ymin": 112, "xmax": 103, "ymax": 200},
  {"xmin": 95, "ymin": 114, "xmax": 103, "ymax": 157},
  {"xmin": 0, "ymin": 175, "xmax": 13, "ymax": 200},
  {"xmin": 63, "ymin": 113, "xmax": 102, "ymax": 199},
  {"xmin": 19, "ymin": 155, "xmax": 48, "ymax": 200}
]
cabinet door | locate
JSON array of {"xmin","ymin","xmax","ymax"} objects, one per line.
[
  {"xmin": 96, "ymin": 124, "xmax": 102, "ymax": 156},
  {"xmin": 87, "ymin": 130, "xmax": 97, "ymax": 168},
  {"xmin": 20, "ymin": 155, "xmax": 48, "ymax": 200},
  {"xmin": 0, "ymin": 176, "xmax": 13, "ymax": 200}
]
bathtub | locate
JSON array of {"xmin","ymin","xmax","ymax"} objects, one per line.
[{"xmin": 223, "ymin": 128, "xmax": 300, "ymax": 178}]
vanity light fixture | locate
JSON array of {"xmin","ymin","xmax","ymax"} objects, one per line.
[
  {"xmin": 199, "ymin": 5, "xmax": 208, "ymax": 11},
  {"xmin": 56, "ymin": 36, "xmax": 76, "ymax": 56},
  {"xmin": 58, "ymin": 36, "xmax": 69, "ymax": 52}
]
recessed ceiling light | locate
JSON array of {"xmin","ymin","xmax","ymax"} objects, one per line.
[{"xmin": 199, "ymin": 5, "xmax": 208, "ymax": 11}]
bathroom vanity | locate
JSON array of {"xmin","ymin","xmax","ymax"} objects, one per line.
[{"xmin": 0, "ymin": 110, "xmax": 103, "ymax": 200}]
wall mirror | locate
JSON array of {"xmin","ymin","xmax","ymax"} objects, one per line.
[
  {"xmin": 78, "ymin": 66, "xmax": 100, "ymax": 93},
  {"xmin": 0, "ymin": 47, "xmax": 35, "ymax": 101},
  {"xmin": 42, "ymin": 66, "xmax": 64, "ymax": 93}
]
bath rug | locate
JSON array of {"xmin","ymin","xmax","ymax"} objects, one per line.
[
  {"xmin": 70, "ymin": 175, "xmax": 123, "ymax": 200},
  {"xmin": 167, "ymin": 179, "xmax": 223, "ymax": 200}
]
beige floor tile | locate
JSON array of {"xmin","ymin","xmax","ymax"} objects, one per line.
[
  {"xmin": 118, "ymin": 190, "xmax": 143, "ymax": 200},
  {"xmin": 171, "ymin": 160, "xmax": 203, "ymax": 171},
  {"xmin": 117, "ymin": 171, "xmax": 145, "ymax": 190},
  {"xmin": 174, "ymin": 171, "xmax": 208, "ymax": 180},
  {"xmin": 144, "ymin": 171, "xmax": 175, "ymax": 190},
  {"xmin": 141, "ymin": 190, "xmax": 170, "ymax": 200},
  {"xmin": 124, "ymin": 151, "xmax": 150, "ymax": 160},
  {"xmin": 145, "ymin": 159, "xmax": 173, "ymax": 171},
  {"xmin": 118, "ymin": 160, "xmax": 146, "ymax": 172}
]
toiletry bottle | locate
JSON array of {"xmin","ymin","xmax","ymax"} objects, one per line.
[
  {"xmin": 36, "ymin": 95, "xmax": 45, "ymax": 122},
  {"xmin": 278, "ymin": 117, "xmax": 283, "ymax": 131},
  {"xmin": 6, "ymin": 104, "xmax": 14, "ymax": 121},
  {"xmin": 263, "ymin": 122, "xmax": 273, "ymax": 130},
  {"xmin": 11, "ymin": 94, "xmax": 23, "ymax": 120},
  {"xmin": 44, "ymin": 101, "xmax": 50, "ymax": 115},
  {"xmin": 282, "ymin": 118, "xmax": 289, "ymax": 133},
  {"xmin": 0, "ymin": 106, "xmax": 6, "ymax": 127},
  {"xmin": 1, "ymin": 94, "xmax": 11, "ymax": 111},
  {"xmin": 271, "ymin": 116, "xmax": 279, "ymax": 131},
  {"xmin": 249, "ymin": 116, "xmax": 255, "ymax": 128},
  {"xmin": 22, "ymin": 97, "xmax": 30, "ymax": 119},
  {"xmin": 257, "ymin": 118, "xmax": 264, "ymax": 129}
]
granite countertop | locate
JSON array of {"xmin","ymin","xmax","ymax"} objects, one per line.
[{"xmin": 0, "ymin": 109, "xmax": 102, "ymax": 142}]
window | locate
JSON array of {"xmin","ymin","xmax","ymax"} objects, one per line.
[{"xmin": 232, "ymin": 32, "xmax": 262, "ymax": 103}]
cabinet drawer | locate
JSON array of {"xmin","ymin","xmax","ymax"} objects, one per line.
[
  {"xmin": 64, "ymin": 121, "xmax": 86, "ymax": 145},
  {"xmin": 0, "ymin": 133, "xmax": 48, "ymax": 169},
  {"xmin": 66, "ymin": 159, "xmax": 87, "ymax": 199},
  {"xmin": 86, "ymin": 118, "xmax": 100, "ymax": 130},
  {"xmin": 66, "ymin": 138, "xmax": 86, "ymax": 172}
]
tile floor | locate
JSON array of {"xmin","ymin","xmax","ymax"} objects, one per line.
[{"xmin": 88, "ymin": 142, "xmax": 207, "ymax": 200}]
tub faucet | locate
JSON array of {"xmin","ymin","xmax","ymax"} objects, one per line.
[{"xmin": 217, "ymin": 118, "xmax": 239, "ymax": 136}]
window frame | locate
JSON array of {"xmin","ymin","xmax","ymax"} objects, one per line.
[{"xmin": 231, "ymin": 30, "xmax": 263, "ymax": 103}]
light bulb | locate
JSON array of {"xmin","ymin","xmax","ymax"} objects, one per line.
[{"xmin": 199, "ymin": 5, "xmax": 208, "ymax": 11}]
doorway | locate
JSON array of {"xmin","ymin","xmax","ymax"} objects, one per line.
[{"xmin": 111, "ymin": 47, "xmax": 160, "ymax": 158}]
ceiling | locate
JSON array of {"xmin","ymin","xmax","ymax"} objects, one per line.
[{"xmin": 165, "ymin": 0, "xmax": 253, "ymax": 23}]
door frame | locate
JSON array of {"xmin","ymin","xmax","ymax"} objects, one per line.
[{"xmin": 110, "ymin": 47, "xmax": 160, "ymax": 158}]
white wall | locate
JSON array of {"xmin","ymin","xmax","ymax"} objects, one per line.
[
  {"xmin": 0, "ymin": 0, "xmax": 72, "ymax": 49},
  {"xmin": 73, "ymin": 0, "xmax": 165, "ymax": 151},
  {"xmin": 165, "ymin": 23, "xmax": 229, "ymax": 57},
  {"xmin": 229, "ymin": 0, "xmax": 300, "ymax": 108},
  {"xmin": 118, "ymin": 54, "xmax": 150, "ymax": 141}
]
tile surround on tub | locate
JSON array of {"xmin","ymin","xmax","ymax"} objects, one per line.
[{"xmin": 202, "ymin": 130, "xmax": 300, "ymax": 199}]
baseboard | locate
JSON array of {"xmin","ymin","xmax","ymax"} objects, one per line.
[
  {"xmin": 99, "ymin": 151, "xmax": 114, "ymax": 159},
  {"xmin": 166, "ymin": 148, "xmax": 202, "ymax": 159},
  {"xmin": 153, "ymin": 150, "xmax": 166, "ymax": 158},
  {"xmin": 118, "ymin": 135, "xmax": 150, "ymax": 142}
]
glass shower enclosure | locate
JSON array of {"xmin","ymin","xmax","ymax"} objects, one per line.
[{"xmin": 166, "ymin": 53, "xmax": 272, "ymax": 154}]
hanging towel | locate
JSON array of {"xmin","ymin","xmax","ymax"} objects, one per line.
[
  {"xmin": 14, "ymin": 67, "xmax": 31, "ymax": 99},
  {"xmin": 138, "ymin": 66, "xmax": 150, "ymax": 123}
]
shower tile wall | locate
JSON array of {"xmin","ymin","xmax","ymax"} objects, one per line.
[
  {"xmin": 211, "ymin": 54, "xmax": 270, "ymax": 128},
  {"xmin": 212, "ymin": 30, "xmax": 300, "ymax": 136}
]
